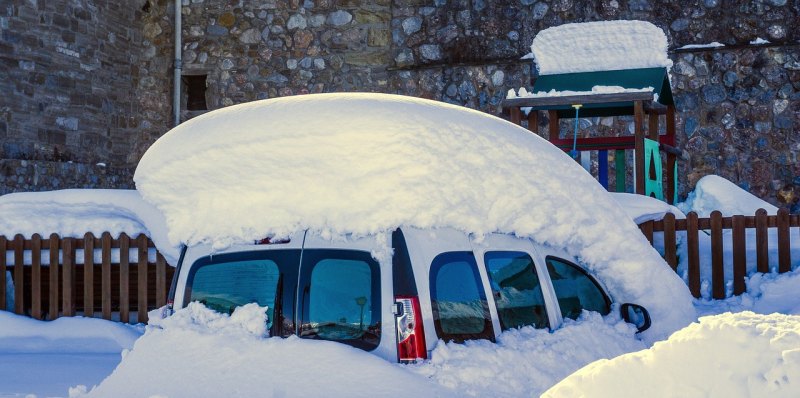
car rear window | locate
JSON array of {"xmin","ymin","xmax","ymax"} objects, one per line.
[
  {"xmin": 545, "ymin": 256, "xmax": 611, "ymax": 320},
  {"xmin": 484, "ymin": 251, "xmax": 550, "ymax": 330},
  {"xmin": 429, "ymin": 251, "xmax": 494, "ymax": 343}
]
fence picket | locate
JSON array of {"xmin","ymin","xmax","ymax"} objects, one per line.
[
  {"xmin": 102, "ymin": 232, "xmax": 112, "ymax": 320},
  {"xmin": 640, "ymin": 221, "xmax": 654, "ymax": 245},
  {"xmin": 778, "ymin": 208, "xmax": 791, "ymax": 273},
  {"xmin": 14, "ymin": 234, "xmax": 24, "ymax": 315},
  {"xmin": 710, "ymin": 211, "xmax": 724, "ymax": 299},
  {"xmin": 83, "ymin": 233, "xmax": 95, "ymax": 317},
  {"xmin": 31, "ymin": 234, "xmax": 42, "ymax": 319},
  {"xmin": 731, "ymin": 215, "xmax": 747, "ymax": 295},
  {"xmin": 137, "ymin": 234, "xmax": 149, "ymax": 323},
  {"xmin": 686, "ymin": 212, "xmax": 700, "ymax": 298},
  {"xmin": 49, "ymin": 234, "xmax": 59, "ymax": 319},
  {"xmin": 119, "ymin": 233, "xmax": 130, "ymax": 323},
  {"xmin": 755, "ymin": 208, "xmax": 769, "ymax": 273},
  {"xmin": 63, "ymin": 238, "xmax": 74, "ymax": 316},
  {"xmin": 0, "ymin": 237, "xmax": 6, "ymax": 311},
  {"xmin": 663, "ymin": 213, "xmax": 677, "ymax": 271}
]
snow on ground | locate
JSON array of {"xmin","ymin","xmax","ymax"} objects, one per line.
[
  {"xmin": 0, "ymin": 311, "xmax": 142, "ymax": 398},
  {"xmin": 134, "ymin": 92, "xmax": 694, "ymax": 341},
  {"xmin": 695, "ymin": 268, "xmax": 800, "ymax": 317},
  {"xmin": 530, "ymin": 20, "xmax": 672, "ymax": 75},
  {"xmin": 0, "ymin": 189, "xmax": 176, "ymax": 264},
  {"xmin": 543, "ymin": 311, "xmax": 800, "ymax": 398}
]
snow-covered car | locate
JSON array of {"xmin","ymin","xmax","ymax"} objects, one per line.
[{"xmin": 167, "ymin": 227, "xmax": 651, "ymax": 362}]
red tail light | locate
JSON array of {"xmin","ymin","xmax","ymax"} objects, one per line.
[{"xmin": 395, "ymin": 295, "xmax": 427, "ymax": 362}]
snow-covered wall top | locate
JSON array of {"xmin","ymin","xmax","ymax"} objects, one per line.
[
  {"xmin": 134, "ymin": 93, "xmax": 694, "ymax": 339},
  {"xmin": 531, "ymin": 20, "xmax": 672, "ymax": 76}
]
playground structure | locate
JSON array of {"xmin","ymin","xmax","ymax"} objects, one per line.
[{"xmin": 504, "ymin": 67, "xmax": 681, "ymax": 204}]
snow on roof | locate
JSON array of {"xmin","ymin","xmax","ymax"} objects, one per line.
[
  {"xmin": 135, "ymin": 92, "xmax": 694, "ymax": 339},
  {"xmin": 0, "ymin": 189, "xmax": 176, "ymax": 264},
  {"xmin": 677, "ymin": 42, "xmax": 725, "ymax": 50},
  {"xmin": 543, "ymin": 311, "xmax": 800, "ymax": 398},
  {"xmin": 507, "ymin": 86, "xmax": 655, "ymax": 99},
  {"xmin": 531, "ymin": 20, "xmax": 672, "ymax": 75}
]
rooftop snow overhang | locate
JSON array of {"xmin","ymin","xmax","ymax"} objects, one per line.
[{"xmin": 507, "ymin": 67, "xmax": 674, "ymax": 118}]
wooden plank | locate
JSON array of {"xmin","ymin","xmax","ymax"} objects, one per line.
[
  {"xmin": 503, "ymin": 91, "xmax": 654, "ymax": 108},
  {"xmin": 156, "ymin": 253, "xmax": 167, "ymax": 308},
  {"xmin": 686, "ymin": 212, "xmax": 701, "ymax": 298},
  {"xmin": 0, "ymin": 236, "xmax": 6, "ymax": 311},
  {"xmin": 102, "ymin": 232, "xmax": 112, "ymax": 320},
  {"xmin": 648, "ymin": 111, "xmax": 659, "ymax": 140},
  {"xmin": 31, "ymin": 234, "xmax": 42, "ymax": 319},
  {"xmin": 510, "ymin": 107, "xmax": 521, "ymax": 125},
  {"xmin": 49, "ymin": 234, "xmax": 59, "ymax": 320},
  {"xmin": 666, "ymin": 154, "xmax": 676, "ymax": 204},
  {"xmin": 663, "ymin": 213, "xmax": 678, "ymax": 271},
  {"xmin": 665, "ymin": 105, "xmax": 676, "ymax": 146},
  {"xmin": 138, "ymin": 234, "xmax": 149, "ymax": 323},
  {"xmin": 615, "ymin": 149, "xmax": 626, "ymax": 192},
  {"xmin": 731, "ymin": 215, "xmax": 747, "ymax": 295},
  {"xmin": 548, "ymin": 110, "xmax": 559, "ymax": 141},
  {"xmin": 710, "ymin": 211, "xmax": 725, "ymax": 299},
  {"xmin": 755, "ymin": 208, "xmax": 769, "ymax": 273},
  {"xmin": 120, "ymin": 233, "xmax": 130, "ymax": 323},
  {"xmin": 83, "ymin": 232, "xmax": 94, "ymax": 317},
  {"xmin": 63, "ymin": 238, "xmax": 74, "ymax": 316},
  {"xmin": 527, "ymin": 110, "xmax": 538, "ymax": 134},
  {"xmin": 778, "ymin": 208, "xmax": 791, "ymax": 273},
  {"xmin": 640, "ymin": 221, "xmax": 654, "ymax": 245},
  {"xmin": 634, "ymin": 101, "xmax": 645, "ymax": 195},
  {"xmin": 14, "ymin": 234, "xmax": 24, "ymax": 315}
]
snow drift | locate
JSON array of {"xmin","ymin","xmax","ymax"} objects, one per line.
[
  {"xmin": 134, "ymin": 93, "xmax": 693, "ymax": 339},
  {"xmin": 530, "ymin": 20, "xmax": 672, "ymax": 75},
  {"xmin": 543, "ymin": 312, "xmax": 800, "ymax": 398}
]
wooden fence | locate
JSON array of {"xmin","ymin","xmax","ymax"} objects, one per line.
[
  {"xmin": 638, "ymin": 208, "xmax": 797, "ymax": 299},
  {"xmin": 0, "ymin": 232, "xmax": 174, "ymax": 323}
]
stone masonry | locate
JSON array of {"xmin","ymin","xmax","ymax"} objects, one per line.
[{"xmin": 1, "ymin": 0, "xmax": 799, "ymax": 209}]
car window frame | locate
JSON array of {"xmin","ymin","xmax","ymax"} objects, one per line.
[
  {"xmin": 483, "ymin": 250, "xmax": 551, "ymax": 331},
  {"xmin": 544, "ymin": 255, "xmax": 612, "ymax": 320}
]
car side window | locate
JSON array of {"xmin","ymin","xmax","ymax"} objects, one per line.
[
  {"xmin": 429, "ymin": 252, "xmax": 494, "ymax": 343},
  {"xmin": 484, "ymin": 251, "xmax": 550, "ymax": 330},
  {"xmin": 545, "ymin": 256, "xmax": 610, "ymax": 320},
  {"xmin": 298, "ymin": 250, "xmax": 381, "ymax": 351}
]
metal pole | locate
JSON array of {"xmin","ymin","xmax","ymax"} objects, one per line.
[{"xmin": 173, "ymin": 0, "xmax": 182, "ymax": 127}]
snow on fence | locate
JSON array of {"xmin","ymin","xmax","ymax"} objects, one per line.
[
  {"xmin": 638, "ymin": 208, "xmax": 796, "ymax": 299},
  {"xmin": 0, "ymin": 232, "xmax": 174, "ymax": 324}
]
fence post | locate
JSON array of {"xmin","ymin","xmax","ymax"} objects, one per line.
[
  {"xmin": 731, "ymin": 215, "xmax": 747, "ymax": 295},
  {"xmin": 755, "ymin": 208, "xmax": 769, "ymax": 273},
  {"xmin": 102, "ymin": 232, "xmax": 112, "ymax": 320},
  {"xmin": 639, "ymin": 221, "xmax": 654, "ymax": 245},
  {"xmin": 0, "ymin": 236, "xmax": 6, "ymax": 311},
  {"xmin": 13, "ymin": 234, "xmax": 24, "ymax": 315},
  {"xmin": 31, "ymin": 234, "xmax": 42, "ymax": 319},
  {"xmin": 49, "ymin": 234, "xmax": 60, "ymax": 320},
  {"xmin": 686, "ymin": 212, "xmax": 700, "ymax": 298},
  {"xmin": 137, "ymin": 234, "xmax": 149, "ymax": 323},
  {"xmin": 663, "ymin": 213, "xmax": 678, "ymax": 271},
  {"xmin": 710, "ymin": 211, "xmax": 724, "ymax": 299},
  {"xmin": 63, "ymin": 237, "xmax": 75, "ymax": 316},
  {"xmin": 777, "ymin": 208, "xmax": 791, "ymax": 273},
  {"xmin": 120, "ymin": 233, "xmax": 130, "ymax": 324},
  {"xmin": 83, "ymin": 233, "xmax": 95, "ymax": 318}
]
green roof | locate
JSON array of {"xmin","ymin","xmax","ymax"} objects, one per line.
[{"xmin": 530, "ymin": 67, "xmax": 673, "ymax": 118}]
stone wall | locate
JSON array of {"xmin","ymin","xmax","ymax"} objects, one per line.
[{"xmin": 2, "ymin": 0, "xmax": 799, "ymax": 208}]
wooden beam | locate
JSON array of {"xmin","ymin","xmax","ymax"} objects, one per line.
[
  {"xmin": 665, "ymin": 105, "xmax": 676, "ymax": 146},
  {"xmin": 548, "ymin": 110, "xmax": 559, "ymax": 141},
  {"xmin": 634, "ymin": 100, "xmax": 645, "ymax": 195},
  {"xmin": 527, "ymin": 110, "xmax": 538, "ymax": 134},
  {"xmin": 503, "ymin": 91, "xmax": 654, "ymax": 108},
  {"xmin": 648, "ymin": 110, "xmax": 659, "ymax": 140},
  {"xmin": 510, "ymin": 107, "xmax": 521, "ymax": 125}
]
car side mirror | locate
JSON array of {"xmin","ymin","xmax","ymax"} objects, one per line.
[{"xmin": 620, "ymin": 303, "xmax": 651, "ymax": 333}]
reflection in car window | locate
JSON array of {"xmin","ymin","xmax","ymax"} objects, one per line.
[
  {"xmin": 545, "ymin": 257, "xmax": 610, "ymax": 320},
  {"xmin": 189, "ymin": 260, "xmax": 280, "ymax": 328},
  {"xmin": 484, "ymin": 251, "xmax": 549, "ymax": 330},
  {"xmin": 430, "ymin": 252, "xmax": 493, "ymax": 342},
  {"xmin": 299, "ymin": 250, "xmax": 381, "ymax": 351}
]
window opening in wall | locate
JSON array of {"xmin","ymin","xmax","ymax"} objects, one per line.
[{"xmin": 182, "ymin": 74, "xmax": 208, "ymax": 111}]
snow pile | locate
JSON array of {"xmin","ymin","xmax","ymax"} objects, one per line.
[
  {"xmin": 0, "ymin": 189, "xmax": 176, "ymax": 263},
  {"xmin": 410, "ymin": 312, "xmax": 646, "ymax": 397},
  {"xmin": 0, "ymin": 310, "xmax": 141, "ymax": 354},
  {"xmin": 135, "ymin": 93, "xmax": 694, "ymax": 340},
  {"xmin": 679, "ymin": 175, "xmax": 778, "ymax": 217},
  {"xmin": 543, "ymin": 312, "xmax": 800, "ymax": 398},
  {"xmin": 507, "ymin": 85, "xmax": 654, "ymax": 99},
  {"xmin": 530, "ymin": 20, "xmax": 672, "ymax": 75},
  {"xmin": 77, "ymin": 303, "xmax": 458, "ymax": 398}
]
